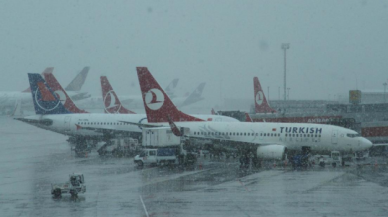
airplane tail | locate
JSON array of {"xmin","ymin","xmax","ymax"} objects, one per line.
[
  {"xmin": 64, "ymin": 67, "xmax": 90, "ymax": 91},
  {"xmin": 211, "ymin": 108, "xmax": 216, "ymax": 115},
  {"xmin": 245, "ymin": 113, "xmax": 253, "ymax": 122},
  {"xmin": 28, "ymin": 73, "xmax": 71, "ymax": 115},
  {"xmin": 254, "ymin": 77, "xmax": 276, "ymax": 113},
  {"xmin": 22, "ymin": 67, "xmax": 54, "ymax": 93},
  {"xmin": 181, "ymin": 82, "xmax": 206, "ymax": 107},
  {"xmin": 136, "ymin": 67, "xmax": 204, "ymax": 123},
  {"xmin": 100, "ymin": 76, "xmax": 135, "ymax": 114},
  {"xmin": 164, "ymin": 78, "xmax": 179, "ymax": 98},
  {"xmin": 43, "ymin": 71, "xmax": 88, "ymax": 113}
]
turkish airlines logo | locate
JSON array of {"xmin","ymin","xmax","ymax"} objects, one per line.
[
  {"xmin": 255, "ymin": 91, "xmax": 264, "ymax": 105},
  {"xmin": 104, "ymin": 90, "xmax": 121, "ymax": 113},
  {"xmin": 34, "ymin": 82, "xmax": 60, "ymax": 111},
  {"xmin": 145, "ymin": 88, "xmax": 164, "ymax": 110}
]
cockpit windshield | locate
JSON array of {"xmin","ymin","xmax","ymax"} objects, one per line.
[{"xmin": 347, "ymin": 133, "xmax": 361, "ymax": 138}]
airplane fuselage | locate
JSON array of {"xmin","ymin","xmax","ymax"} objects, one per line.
[
  {"xmin": 20, "ymin": 113, "xmax": 239, "ymax": 138},
  {"xmin": 174, "ymin": 122, "xmax": 372, "ymax": 152}
]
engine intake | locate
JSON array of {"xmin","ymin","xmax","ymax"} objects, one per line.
[{"xmin": 257, "ymin": 145, "xmax": 286, "ymax": 160}]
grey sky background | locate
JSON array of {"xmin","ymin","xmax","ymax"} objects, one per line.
[{"xmin": 0, "ymin": 0, "xmax": 387, "ymax": 108}]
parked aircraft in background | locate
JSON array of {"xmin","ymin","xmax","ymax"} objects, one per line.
[
  {"xmin": 0, "ymin": 67, "xmax": 90, "ymax": 115},
  {"xmin": 16, "ymin": 72, "xmax": 237, "ymax": 152},
  {"xmin": 100, "ymin": 76, "xmax": 135, "ymax": 114},
  {"xmin": 247, "ymin": 77, "xmax": 342, "ymax": 123}
]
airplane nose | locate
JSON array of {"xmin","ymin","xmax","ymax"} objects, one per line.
[{"xmin": 362, "ymin": 138, "xmax": 373, "ymax": 149}]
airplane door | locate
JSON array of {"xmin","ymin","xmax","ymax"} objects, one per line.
[
  {"xmin": 64, "ymin": 116, "xmax": 71, "ymax": 130},
  {"xmin": 259, "ymin": 131, "xmax": 264, "ymax": 140},
  {"xmin": 331, "ymin": 130, "xmax": 338, "ymax": 144}
]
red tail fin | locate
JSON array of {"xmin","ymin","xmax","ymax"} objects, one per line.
[
  {"xmin": 254, "ymin": 77, "xmax": 276, "ymax": 113},
  {"xmin": 211, "ymin": 108, "xmax": 216, "ymax": 115},
  {"xmin": 136, "ymin": 67, "xmax": 204, "ymax": 123},
  {"xmin": 100, "ymin": 76, "xmax": 135, "ymax": 114},
  {"xmin": 43, "ymin": 70, "xmax": 88, "ymax": 113},
  {"xmin": 245, "ymin": 113, "xmax": 253, "ymax": 122}
]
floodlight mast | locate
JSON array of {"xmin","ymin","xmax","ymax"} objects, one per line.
[{"xmin": 281, "ymin": 43, "xmax": 290, "ymax": 101}]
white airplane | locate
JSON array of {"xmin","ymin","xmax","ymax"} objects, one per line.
[
  {"xmin": 15, "ymin": 72, "xmax": 238, "ymax": 150},
  {"xmin": 0, "ymin": 67, "xmax": 90, "ymax": 114},
  {"xmin": 133, "ymin": 67, "xmax": 373, "ymax": 162}
]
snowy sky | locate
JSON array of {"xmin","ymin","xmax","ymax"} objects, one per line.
[{"xmin": 0, "ymin": 0, "xmax": 387, "ymax": 107}]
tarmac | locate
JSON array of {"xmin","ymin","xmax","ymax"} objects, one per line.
[{"xmin": 1, "ymin": 116, "xmax": 388, "ymax": 217}]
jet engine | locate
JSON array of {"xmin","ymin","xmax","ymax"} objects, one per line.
[{"xmin": 257, "ymin": 145, "xmax": 287, "ymax": 160}]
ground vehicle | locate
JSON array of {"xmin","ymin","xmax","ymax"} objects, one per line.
[
  {"xmin": 98, "ymin": 138, "xmax": 140, "ymax": 157},
  {"xmin": 51, "ymin": 173, "xmax": 86, "ymax": 197},
  {"xmin": 135, "ymin": 127, "xmax": 197, "ymax": 167},
  {"xmin": 134, "ymin": 148, "xmax": 179, "ymax": 167},
  {"xmin": 312, "ymin": 151, "xmax": 342, "ymax": 168}
]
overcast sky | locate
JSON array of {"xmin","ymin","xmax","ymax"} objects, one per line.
[{"xmin": 0, "ymin": 0, "xmax": 387, "ymax": 107}]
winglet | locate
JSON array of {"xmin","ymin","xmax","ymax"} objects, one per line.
[
  {"xmin": 254, "ymin": 77, "xmax": 277, "ymax": 113},
  {"xmin": 167, "ymin": 116, "xmax": 182, "ymax": 137},
  {"xmin": 245, "ymin": 113, "xmax": 253, "ymax": 122},
  {"xmin": 136, "ymin": 67, "xmax": 204, "ymax": 123},
  {"xmin": 100, "ymin": 76, "xmax": 135, "ymax": 114}
]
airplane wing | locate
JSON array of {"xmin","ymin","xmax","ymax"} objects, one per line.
[
  {"xmin": 118, "ymin": 121, "xmax": 164, "ymax": 128},
  {"xmin": 14, "ymin": 117, "xmax": 53, "ymax": 126},
  {"xmin": 75, "ymin": 124, "xmax": 141, "ymax": 138}
]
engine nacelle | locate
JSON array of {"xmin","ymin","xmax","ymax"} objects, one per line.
[{"xmin": 257, "ymin": 145, "xmax": 286, "ymax": 160}]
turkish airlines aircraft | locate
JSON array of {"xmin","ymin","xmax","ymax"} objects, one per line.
[
  {"xmin": 0, "ymin": 67, "xmax": 90, "ymax": 114},
  {"xmin": 134, "ymin": 68, "xmax": 372, "ymax": 161},
  {"xmin": 248, "ymin": 77, "xmax": 342, "ymax": 123},
  {"xmin": 16, "ymin": 73, "xmax": 238, "ymax": 147},
  {"xmin": 100, "ymin": 76, "xmax": 136, "ymax": 114}
]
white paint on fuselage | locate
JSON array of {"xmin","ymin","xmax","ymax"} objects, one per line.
[
  {"xmin": 174, "ymin": 122, "xmax": 372, "ymax": 152},
  {"xmin": 21, "ymin": 114, "xmax": 239, "ymax": 138}
]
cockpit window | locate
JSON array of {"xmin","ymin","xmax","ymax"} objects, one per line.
[{"xmin": 347, "ymin": 133, "xmax": 360, "ymax": 138}]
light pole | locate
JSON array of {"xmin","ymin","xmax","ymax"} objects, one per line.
[
  {"xmin": 287, "ymin": 88, "xmax": 290, "ymax": 100},
  {"xmin": 384, "ymin": 82, "xmax": 387, "ymax": 103},
  {"xmin": 281, "ymin": 43, "xmax": 290, "ymax": 101},
  {"xmin": 268, "ymin": 86, "xmax": 270, "ymax": 101}
]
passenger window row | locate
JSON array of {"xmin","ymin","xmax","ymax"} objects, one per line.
[
  {"xmin": 285, "ymin": 134, "xmax": 321, "ymax": 138},
  {"xmin": 193, "ymin": 132, "xmax": 281, "ymax": 137},
  {"xmin": 193, "ymin": 132, "xmax": 258, "ymax": 136},
  {"xmin": 78, "ymin": 122, "xmax": 128, "ymax": 125}
]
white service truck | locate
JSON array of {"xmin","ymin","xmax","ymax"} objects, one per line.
[
  {"xmin": 134, "ymin": 127, "xmax": 197, "ymax": 167},
  {"xmin": 312, "ymin": 151, "xmax": 342, "ymax": 167},
  {"xmin": 51, "ymin": 173, "xmax": 86, "ymax": 197}
]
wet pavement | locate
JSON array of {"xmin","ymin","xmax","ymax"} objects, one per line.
[{"xmin": 1, "ymin": 116, "xmax": 388, "ymax": 216}]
